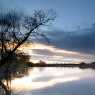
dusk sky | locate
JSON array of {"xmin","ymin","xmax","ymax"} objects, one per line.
[
  {"xmin": 1, "ymin": 0, "xmax": 95, "ymax": 30},
  {"xmin": 1, "ymin": 0, "xmax": 95, "ymax": 63}
]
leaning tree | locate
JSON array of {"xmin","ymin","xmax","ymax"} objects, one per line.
[{"xmin": 0, "ymin": 10, "xmax": 55, "ymax": 95}]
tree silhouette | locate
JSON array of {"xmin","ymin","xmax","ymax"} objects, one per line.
[
  {"xmin": 0, "ymin": 10, "xmax": 55, "ymax": 67},
  {"xmin": 0, "ymin": 10, "xmax": 55, "ymax": 95}
]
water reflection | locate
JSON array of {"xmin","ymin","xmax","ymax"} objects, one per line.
[{"xmin": 12, "ymin": 68, "xmax": 95, "ymax": 95}]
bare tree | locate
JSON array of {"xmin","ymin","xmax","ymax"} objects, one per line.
[
  {"xmin": 0, "ymin": 9, "xmax": 55, "ymax": 95},
  {"xmin": 0, "ymin": 10, "xmax": 55, "ymax": 67}
]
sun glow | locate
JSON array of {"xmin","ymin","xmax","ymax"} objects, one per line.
[{"xmin": 18, "ymin": 43, "xmax": 83, "ymax": 63}]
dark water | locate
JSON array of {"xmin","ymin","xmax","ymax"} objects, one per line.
[{"xmin": 11, "ymin": 67, "xmax": 95, "ymax": 95}]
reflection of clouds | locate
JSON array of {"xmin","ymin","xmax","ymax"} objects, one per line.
[
  {"xmin": 31, "ymin": 77, "xmax": 95, "ymax": 95},
  {"xmin": 29, "ymin": 77, "xmax": 80, "ymax": 90},
  {"xmin": 12, "ymin": 68, "xmax": 95, "ymax": 94},
  {"xmin": 16, "ymin": 77, "xmax": 95, "ymax": 95},
  {"xmin": 31, "ymin": 68, "xmax": 94, "ymax": 82}
]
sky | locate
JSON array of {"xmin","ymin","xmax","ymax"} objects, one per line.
[
  {"xmin": 1, "ymin": 0, "xmax": 95, "ymax": 30},
  {"xmin": 0, "ymin": 0, "xmax": 95, "ymax": 63}
]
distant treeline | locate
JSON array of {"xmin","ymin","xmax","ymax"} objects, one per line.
[{"xmin": 28, "ymin": 60, "xmax": 95, "ymax": 69}]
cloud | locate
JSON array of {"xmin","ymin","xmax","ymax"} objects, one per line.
[
  {"xmin": 32, "ymin": 49, "xmax": 55, "ymax": 56},
  {"xmin": 46, "ymin": 25, "xmax": 95, "ymax": 54},
  {"xmin": 21, "ymin": 42, "xmax": 95, "ymax": 63}
]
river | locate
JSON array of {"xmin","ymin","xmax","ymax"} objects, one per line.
[{"xmin": 11, "ymin": 67, "xmax": 95, "ymax": 95}]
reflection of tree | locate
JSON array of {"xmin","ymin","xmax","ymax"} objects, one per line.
[
  {"xmin": 0, "ymin": 10, "xmax": 55, "ymax": 95},
  {"xmin": 0, "ymin": 52, "xmax": 33, "ymax": 95}
]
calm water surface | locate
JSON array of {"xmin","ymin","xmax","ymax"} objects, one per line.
[{"xmin": 11, "ymin": 67, "xmax": 95, "ymax": 95}]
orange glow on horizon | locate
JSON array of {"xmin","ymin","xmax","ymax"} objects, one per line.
[{"xmin": 19, "ymin": 43, "xmax": 94, "ymax": 63}]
